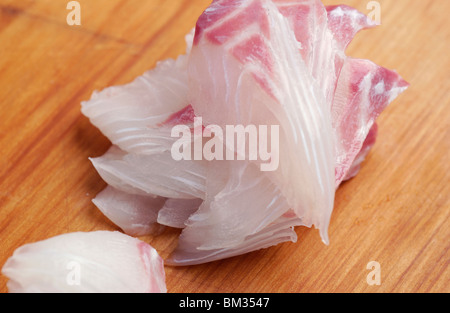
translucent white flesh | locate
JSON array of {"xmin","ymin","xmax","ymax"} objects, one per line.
[
  {"xmin": 90, "ymin": 146, "xmax": 207, "ymax": 200},
  {"xmin": 157, "ymin": 198, "xmax": 203, "ymax": 229},
  {"xmin": 167, "ymin": 216, "xmax": 302, "ymax": 266},
  {"xmin": 93, "ymin": 186, "xmax": 166, "ymax": 236},
  {"xmin": 188, "ymin": 0, "xmax": 335, "ymax": 243},
  {"xmin": 1, "ymin": 231, "xmax": 166, "ymax": 293}
]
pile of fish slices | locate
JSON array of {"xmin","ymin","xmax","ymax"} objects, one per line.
[{"xmin": 1, "ymin": 0, "xmax": 408, "ymax": 293}]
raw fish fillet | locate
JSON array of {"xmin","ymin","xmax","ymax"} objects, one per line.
[
  {"xmin": 80, "ymin": 0, "xmax": 408, "ymax": 265},
  {"xmin": 332, "ymin": 58, "xmax": 408, "ymax": 185},
  {"xmin": 1, "ymin": 231, "xmax": 166, "ymax": 293}
]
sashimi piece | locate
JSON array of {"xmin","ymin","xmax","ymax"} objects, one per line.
[
  {"xmin": 157, "ymin": 198, "xmax": 203, "ymax": 228},
  {"xmin": 92, "ymin": 186, "xmax": 166, "ymax": 236},
  {"xmin": 323, "ymin": 4, "xmax": 387, "ymax": 183},
  {"xmin": 81, "ymin": 31, "xmax": 194, "ymax": 155},
  {"xmin": 166, "ymin": 130, "xmax": 305, "ymax": 264},
  {"xmin": 324, "ymin": 4, "xmax": 378, "ymax": 104},
  {"xmin": 90, "ymin": 145, "xmax": 207, "ymax": 200},
  {"xmin": 332, "ymin": 58, "xmax": 409, "ymax": 186},
  {"xmin": 276, "ymin": 2, "xmax": 400, "ymax": 187},
  {"xmin": 276, "ymin": 1, "xmax": 407, "ymax": 187},
  {"xmin": 167, "ymin": 216, "xmax": 302, "ymax": 266},
  {"xmin": 1, "ymin": 231, "xmax": 166, "ymax": 293},
  {"xmin": 189, "ymin": 0, "xmax": 336, "ymax": 243},
  {"xmin": 172, "ymin": 160, "xmax": 294, "ymax": 253}
]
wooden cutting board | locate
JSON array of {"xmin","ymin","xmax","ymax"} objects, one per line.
[{"xmin": 0, "ymin": 0, "xmax": 448, "ymax": 293}]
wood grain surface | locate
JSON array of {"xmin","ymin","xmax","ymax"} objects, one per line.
[{"xmin": 0, "ymin": 0, "xmax": 449, "ymax": 293}]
